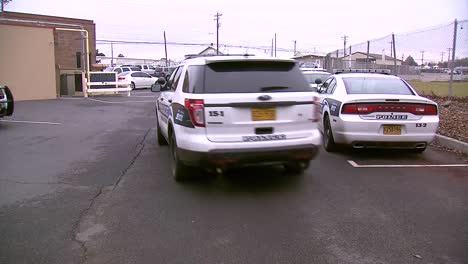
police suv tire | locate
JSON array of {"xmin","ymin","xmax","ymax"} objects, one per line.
[
  {"xmin": 169, "ymin": 133, "xmax": 192, "ymax": 181},
  {"xmin": 323, "ymin": 115, "xmax": 337, "ymax": 152},
  {"xmin": 156, "ymin": 117, "xmax": 168, "ymax": 146},
  {"xmin": 284, "ymin": 160, "xmax": 310, "ymax": 174}
]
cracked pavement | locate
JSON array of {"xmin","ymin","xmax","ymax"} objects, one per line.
[{"xmin": 0, "ymin": 94, "xmax": 156, "ymax": 264}]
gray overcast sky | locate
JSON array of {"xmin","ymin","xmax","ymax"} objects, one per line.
[{"xmin": 5, "ymin": 0, "xmax": 468, "ymax": 61}]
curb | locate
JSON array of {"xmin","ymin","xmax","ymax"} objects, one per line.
[{"xmin": 435, "ymin": 134, "xmax": 468, "ymax": 154}]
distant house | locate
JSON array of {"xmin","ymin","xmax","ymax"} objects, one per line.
[
  {"xmin": 342, "ymin": 52, "xmax": 402, "ymax": 66},
  {"xmin": 291, "ymin": 54, "xmax": 326, "ymax": 68},
  {"xmin": 185, "ymin": 46, "xmax": 224, "ymax": 59}
]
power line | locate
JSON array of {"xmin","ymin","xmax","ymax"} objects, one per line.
[{"xmin": 96, "ymin": 39, "xmax": 313, "ymax": 53}]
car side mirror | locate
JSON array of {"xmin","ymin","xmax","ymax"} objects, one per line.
[{"xmin": 315, "ymin": 78, "xmax": 322, "ymax": 85}]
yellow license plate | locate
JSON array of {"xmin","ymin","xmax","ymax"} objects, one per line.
[
  {"xmin": 251, "ymin": 107, "xmax": 276, "ymax": 121},
  {"xmin": 383, "ymin": 125, "xmax": 401, "ymax": 135}
]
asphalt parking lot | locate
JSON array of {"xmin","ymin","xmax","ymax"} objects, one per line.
[{"xmin": 1, "ymin": 90, "xmax": 467, "ymax": 264}]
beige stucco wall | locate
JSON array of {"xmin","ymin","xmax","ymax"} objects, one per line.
[{"xmin": 0, "ymin": 24, "xmax": 56, "ymax": 100}]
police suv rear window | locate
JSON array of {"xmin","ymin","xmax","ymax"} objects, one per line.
[
  {"xmin": 342, "ymin": 77, "xmax": 414, "ymax": 95},
  {"xmin": 192, "ymin": 61, "xmax": 310, "ymax": 94}
]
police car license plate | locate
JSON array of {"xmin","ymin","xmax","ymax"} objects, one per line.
[
  {"xmin": 251, "ymin": 107, "xmax": 276, "ymax": 121},
  {"xmin": 383, "ymin": 125, "xmax": 401, "ymax": 135}
]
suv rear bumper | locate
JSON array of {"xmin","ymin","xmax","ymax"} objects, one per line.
[{"xmin": 177, "ymin": 144, "xmax": 319, "ymax": 168}]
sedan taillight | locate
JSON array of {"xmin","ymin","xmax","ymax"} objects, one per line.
[{"xmin": 341, "ymin": 103, "xmax": 438, "ymax": 115}]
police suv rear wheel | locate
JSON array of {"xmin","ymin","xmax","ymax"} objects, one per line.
[{"xmin": 170, "ymin": 133, "xmax": 192, "ymax": 181}]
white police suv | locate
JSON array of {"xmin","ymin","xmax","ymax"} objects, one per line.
[
  {"xmin": 317, "ymin": 69, "xmax": 439, "ymax": 152},
  {"xmin": 151, "ymin": 55, "xmax": 321, "ymax": 181}
]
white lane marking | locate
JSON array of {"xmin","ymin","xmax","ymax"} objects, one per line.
[
  {"xmin": 0, "ymin": 120, "xmax": 62, "ymax": 125},
  {"xmin": 87, "ymin": 98, "xmax": 154, "ymax": 104},
  {"xmin": 347, "ymin": 160, "xmax": 468, "ymax": 168}
]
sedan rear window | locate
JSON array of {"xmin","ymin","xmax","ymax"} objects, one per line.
[
  {"xmin": 197, "ymin": 61, "xmax": 310, "ymax": 93},
  {"xmin": 342, "ymin": 77, "xmax": 414, "ymax": 95}
]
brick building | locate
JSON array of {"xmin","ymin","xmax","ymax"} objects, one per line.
[{"xmin": 0, "ymin": 11, "xmax": 96, "ymax": 100}]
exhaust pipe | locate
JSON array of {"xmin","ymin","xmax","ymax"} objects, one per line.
[
  {"xmin": 415, "ymin": 143, "xmax": 427, "ymax": 149},
  {"xmin": 353, "ymin": 143, "xmax": 365, "ymax": 149}
]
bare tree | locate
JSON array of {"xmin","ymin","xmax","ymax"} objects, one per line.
[{"xmin": 1, "ymin": 0, "xmax": 13, "ymax": 12}]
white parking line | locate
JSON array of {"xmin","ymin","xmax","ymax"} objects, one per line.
[
  {"xmin": 87, "ymin": 98, "xmax": 154, "ymax": 104},
  {"xmin": 348, "ymin": 160, "xmax": 468, "ymax": 168},
  {"xmin": 0, "ymin": 120, "xmax": 62, "ymax": 125}
]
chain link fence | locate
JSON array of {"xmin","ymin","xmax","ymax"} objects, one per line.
[{"xmin": 324, "ymin": 19, "xmax": 468, "ymax": 97}]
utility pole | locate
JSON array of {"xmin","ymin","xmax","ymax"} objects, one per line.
[
  {"xmin": 293, "ymin": 40, "xmax": 296, "ymax": 55},
  {"xmin": 341, "ymin": 35, "xmax": 348, "ymax": 57},
  {"xmin": 366, "ymin": 40, "xmax": 370, "ymax": 69},
  {"xmin": 389, "ymin": 40, "xmax": 393, "ymax": 57},
  {"xmin": 271, "ymin": 38, "xmax": 274, "ymax": 57},
  {"xmin": 274, "ymin": 33, "xmax": 277, "ymax": 57},
  {"xmin": 392, "ymin": 33, "xmax": 397, "ymax": 75},
  {"xmin": 111, "ymin": 42, "xmax": 114, "ymax": 67},
  {"xmin": 420, "ymin": 50, "xmax": 425, "ymax": 65},
  {"xmin": 164, "ymin": 31, "xmax": 168, "ymax": 67},
  {"xmin": 349, "ymin": 46, "xmax": 352, "ymax": 68},
  {"xmin": 214, "ymin": 12, "xmax": 222, "ymax": 54},
  {"xmin": 449, "ymin": 19, "xmax": 458, "ymax": 97},
  {"xmin": 440, "ymin": 52, "xmax": 445, "ymax": 63},
  {"xmin": 447, "ymin": 48, "xmax": 452, "ymax": 66}
]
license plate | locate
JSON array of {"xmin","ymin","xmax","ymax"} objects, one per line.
[
  {"xmin": 383, "ymin": 125, "xmax": 401, "ymax": 135},
  {"xmin": 251, "ymin": 107, "xmax": 276, "ymax": 121}
]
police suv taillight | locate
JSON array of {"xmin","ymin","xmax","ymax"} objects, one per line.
[{"xmin": 185, "ymin": 98, "xmax": 205, "ymax": 127}]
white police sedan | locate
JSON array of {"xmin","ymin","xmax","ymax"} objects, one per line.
[{"xmin": 317, "ymin": 69, "xmax": 439, "ymax": 153}]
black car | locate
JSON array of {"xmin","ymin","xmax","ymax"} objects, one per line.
[
  {"xmin": 152, "ymin": 66, "xmax": 177, "ymax": 78},
  {"xmin": 0, "ymin": 85, "xmax": 14, "ymax": 118}
]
